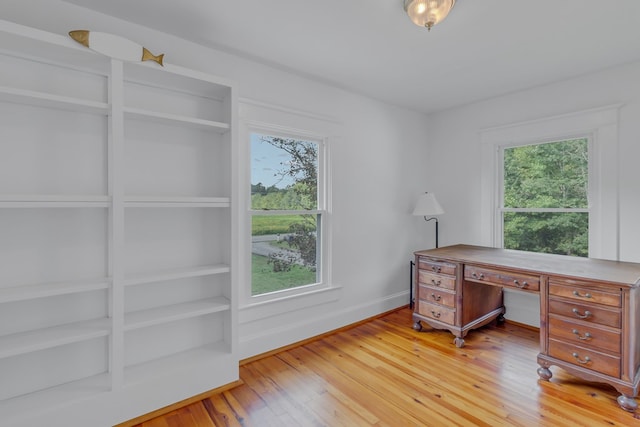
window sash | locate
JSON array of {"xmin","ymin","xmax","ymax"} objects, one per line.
[
  {"xmin": 248, "ymin": 130, "xmax": 327, "ymax": 302},
  {"xmin": 496, "ymin": 137, "xmax": 591, "ymax": 252},
  {"xmin": 499, "ymin": 207, "xmax": 589, "ymax": 213},
  {"xmin": 250, "ymin": 209, "xmax": 325, "ymax": 215}
]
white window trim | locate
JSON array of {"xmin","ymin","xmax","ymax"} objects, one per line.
[
  {"xmin": 479, "ymin": 105, "xmax": 621, "ymax": 260},
  {"xmin": 239, "ymin": 116, "xmax": 333, "ymax": 309}
]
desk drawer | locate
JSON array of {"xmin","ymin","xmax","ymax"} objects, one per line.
[
  {"xmin": 549, "ymin": 280, "xmax": 621, "ymax": 308},
  {"xmin": 417, "ymin": 257, "xmax": 457, "ymax": 276},
  {"xmin": 418, "ymin": 301, "xmax": 455, "ymax": 325},
  {"xmin": 548, "ymin": 299, "xmax": 621, "ymax": 328},
  {"xmin": 418, "ymin": 271, "xmax": 456, "ymax": 290},
  {"xmin": 549, "ymin": 338, "xmax": 620, "ymax": 378},
  {"xmin": 548, "ymin": 315, "xmax": 621, "ymax": 354},
  {"xmin": 464, "ymin": 266, "xmax": 540, "ymax": 292},
  {"xmin": 418, "ymin": 284, "xmax": 456, "ymax": 308}
]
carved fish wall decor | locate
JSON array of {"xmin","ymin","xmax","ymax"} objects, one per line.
[{"xmin": 69, "ymin": 30, "xmax": 164, "ymax": 66}]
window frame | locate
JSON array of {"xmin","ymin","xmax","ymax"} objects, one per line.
[
  {"xmin": 479, "ymin": 105, "xmax": 620, "ymax": 260},
  {"xmin": 245, "ymin": 124, "xmax": 330, "ymax": 305},
  {"xmin": 496, "ymin": 136, "xmax": 592, "ymax": 255}
]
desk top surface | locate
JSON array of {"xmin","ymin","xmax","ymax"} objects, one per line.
[{"xmin": 415, "ymin": 244, "xmax": 640, "ymax": 287}]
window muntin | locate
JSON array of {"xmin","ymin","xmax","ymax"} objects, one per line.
[
  {"xmin": 250, "ymin": 133, "xmax": 323, "ymax": 296},
  {"xmin": 500, "ymin": 138, "xmax": 589, "ymax": 257}
]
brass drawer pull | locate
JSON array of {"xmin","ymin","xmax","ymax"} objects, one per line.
[
  {"xmin": 571, "ymin": 329, "xmax": 592, "ymax": 341},
  {"xmin": 430, "ymin": 293, "xmax": 441, "ymax": 301},
  {"xmin": 572, "ymin": 308, "xmax": 592, "ymax": 319},
  {"xmin": 573, "ymin": 290, "xmax": 592, "ymax": 299},
  {"xmin": 572, "ymin": 352, "xmax": 591, "ymax": 364},
  {"xmin": 431, "ymin": 310, "xmax": 441, "ymax": 318},
  {"xmin": 431, "ymin": 279, "xmax": 441, "ymax": 286},
  {"xmin": 471, "ymin": 272, "xmax": 485, "ymax": 280},
  {"xmin": 432, "ymin": 266, "xmax": 442, "ymax": 273},
  {"xmin": 513, "ymin": 279, "xmax": 528, "ymax": 288}
]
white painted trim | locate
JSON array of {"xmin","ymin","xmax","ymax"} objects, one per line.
[
  {"xmin": 239, "ymin": 286, "xmax": 343, "ymax": 323},
  {"xmin": 238, "ymin": 101, "xmax": 340, "ymax": 311},
  {"xmin": 479, "ymin": 104, "xmax": 623, "ymax": 135},
  {"xmin": 239, "ymin": 97, "xmax": 342, "ymax": 125},
  {"xmin": 238, "ymin": 290, "xmax": 408, "ymax": 360},
  {"xmin": 109, "ymin": 58, "xmax": 125, "ymax": 391},
  {"xmin": 479, "ymin": 105, "xmax": 621, "ymax": 260}
]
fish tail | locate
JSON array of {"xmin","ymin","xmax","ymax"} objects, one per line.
[
  {"xmin": 142, "ymin": 47, "xmax": 164, "ymax": 66},
  {"xmin": 68, "ymin": 30, "xmax": 90, "ymax": 48}
]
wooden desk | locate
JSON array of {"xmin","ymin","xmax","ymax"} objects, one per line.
[{"xmin": 413, "ymin": 244, "xmax": 640, "ymax": 412}]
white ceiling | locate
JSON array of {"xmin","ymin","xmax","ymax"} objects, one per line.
[{"xmin": 63, "ymin": 0, "xmax": 640, "ymax": 114}]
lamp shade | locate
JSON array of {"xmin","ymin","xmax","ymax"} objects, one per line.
[{"xmin": 412, "ymin": 192, "xmax": 444, "ymax": 216}]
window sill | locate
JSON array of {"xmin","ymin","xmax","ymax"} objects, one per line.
[{"xmin": 239, "ymin": 285, "xmax": 342, "ymax": 324}]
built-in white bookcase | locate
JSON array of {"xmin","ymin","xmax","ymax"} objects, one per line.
[{"xmin": 0, "ymin": 20, "xmax": 237, "ymax": 427}]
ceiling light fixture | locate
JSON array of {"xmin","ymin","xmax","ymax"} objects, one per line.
[{"xmin": 403, "ymin": 0, "xmax": 456, "ymax": 31}]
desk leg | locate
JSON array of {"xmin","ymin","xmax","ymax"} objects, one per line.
[
  {"xmin": 617, "ymin": 395, "xmax": 638, "ymax": 412},
  {"xmin": 537, "ymin": 365, "xmax": 553, "ymax": 381},
  {"xmin": 453, "ymin": 337, "xmax": 465, "ymax": 348}
]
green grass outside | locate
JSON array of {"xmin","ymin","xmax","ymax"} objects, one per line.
[
  {"xmin": 251, "ymin": 253, "xmax": 317, "ymax": 295},
  {"xmin": 252, "ymin": 215, "xmax": 307, "ymax": 236}
]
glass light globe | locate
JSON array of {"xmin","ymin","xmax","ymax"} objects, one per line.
[{"xmin": 403, "ymin": 0, "xmax": 456, "ymax": 30}]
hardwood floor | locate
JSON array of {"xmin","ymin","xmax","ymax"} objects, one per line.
[{"xmin": 131, "ymin": 308, "xmax": 640, "ymax": 426}]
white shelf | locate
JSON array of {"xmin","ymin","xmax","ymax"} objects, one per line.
[
  {"xmin": 124, "ymin": 60, "xmax": 233, "ymax": 100},
  {"xmin": 0, "ymin": 278, "xmax": 110, "ymax": 304},
  {"xmin": 124, "ymin": 196, "xmax": 230, "ymax": 208},
  {"xmin": 124, "ymin": 342, "xmax": 230, "ymax": 386},
  {"xmin": 124, "ymin": 265, "xmax": 230, "ymax": 287},
  {"xmin": 0, "ymin": 20, "xmax": 236, "ymax": 426},
  {"xmin": 124, "ymin": 107, "xmax": 230, "ymax": 132},
  {"xmin": 0, "ymin": 318, "xmax": 110, "ymax": 359},
  {"xmin": 0, "ymin": 20, "xmax": 109, "ymax": 74},
  {"xmin": 0, "ymin": 86, "xmax": 109, "ymax": 114},
  {"xmin": 124, "ymin": 297, "xmax": 230, "ymax": 331},
  {"xmin": 0, "ymin": 373, "xmax": 110, "ymax": 423},
  {"xmin": 0, "ymin": 195, "xmax": 110, "ymax": 208}
]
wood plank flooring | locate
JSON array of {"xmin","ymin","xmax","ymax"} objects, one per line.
[{"xmin": 131, "ymin": 308, "xmax": 640, "ymax": 426}]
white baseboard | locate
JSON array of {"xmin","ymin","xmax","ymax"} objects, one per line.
[{"xmin": 238, "ymin": 291, "xmax": 409, "ymax": 360}]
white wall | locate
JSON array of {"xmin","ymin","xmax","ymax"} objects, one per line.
[
  {"xmin": 428, "ymin": 60, "xmax": 640, "ymax": 325},
  {"xmin": 2, "ymin": 1, "xmax": 432, "ymax": 359}
]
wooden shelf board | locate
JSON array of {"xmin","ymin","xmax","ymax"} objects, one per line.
[
  {"xmin": 0, "ymin": 278, "xmax": 110, "ymax": 304},
  {"xmin": 0, "ymin": 86, "xmax": 109, "ymax": 114},
  {"xmin": 0, "ymin": 318, "xmax": 110, "ymax": 359},
  {"xmin": 124, "ymin": 297, "xmax": 230, "ymax": 331},
  {"xmin": 124, "ymin": 265, "xmax": 230, "ymax": 287},
  {"xmin": 123, "ymin": 107, "xmax": 230, "ymax": 132}
]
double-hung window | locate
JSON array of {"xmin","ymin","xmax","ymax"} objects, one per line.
[
  {"xmin": 249, "ymin": 131, "xmax": 325, "ymax": 297},
  {"xmin": 499, "ymin": 137, "xmax": 589, "ymax": 257}
]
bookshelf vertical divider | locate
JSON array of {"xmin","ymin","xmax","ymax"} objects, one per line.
[{"xmin": 109, "ymin": 58, "xmax": 126, "ymax": 392}]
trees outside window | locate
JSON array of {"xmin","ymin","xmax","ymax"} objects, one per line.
[
  {"xmin": 501, "ymin": 138, "xmax": 589, "ymax": 257},
  {"xmin": 250, "ymin": 133, "xmax": 323, "ymax": 296}
]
